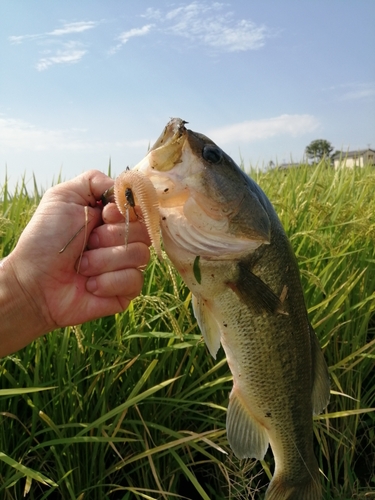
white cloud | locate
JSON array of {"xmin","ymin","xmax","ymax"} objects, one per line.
[
  {"xmin": 208, "ymin": 114, "xmax": 320, "ymax": 144},
  {"xmin": 9, "ymin": 34, "xmax": 41, "ymax": 44},
  {"xmin": 340, "ymin": 82, "xmax": 375, "ymax": 101},
  {"xmin": 165, "ymin": 2, "xmax": 208, "ymax": 21},
  {"xmin": 140, "ymin": 8, "xmax": 162, "ymax": 20},
  {"xmin": 203, "ymin": 19, "xmax": 267, "ymax": 51},
  {"xmin": 113, "ymin": 2, "xmax": 272, "ymax": 54},
  {"xmin": 36, "ymin": 46, "xmax": 87, "ymax": 71},
  {"xmin": 158, "ymin": 2, "xmax": 270, "ymax": 52},
  {"xmin": 118, "ymin": 25, "xmax": 154, "ymax": 44},
  {"xmin": 109, "ymin": 24, "xmax": 154, "ymax": 54},
  {"xmin": 0, "ymin": 116, "xmax": 149, "ymax": 152},
  {"xmin": 9, "ymin": 21, "xmax": 98, "ymax": 44},
  {"xmin": 48, "ymin": 21, "xmax": 98, "ymax": 36},
  {"xmin": 326, "ymin": 82, "xmax": 375, "ymax": 101},
  {"xmin": 0, "ymin": 116, "xmax": 90, "ymax": 151},
  {"xmin": 9, "ymin": 21, "xmax": 98, "ymax": 70}
]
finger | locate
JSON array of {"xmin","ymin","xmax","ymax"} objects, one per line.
[
  {"xmin": 86, "ymin": 267, "xmax": 144, "ymax": 299},
  {"xmin": 48, "ymin": 170, "xmax": 114, "ymax": 206},
  {"xmin": 78, "ymin": 242, "xmax": 150, "ymax": 276},
  {"xmin": 102, "ymin": 203, "xmax": 124, "ymax": 224},
  {"xmin": 87, "ymin": 221, "xmax": 151, "ymax": 249},
  {"xmin": 102, "ymin": 202, "xmax": 140, "ymax": 224}
]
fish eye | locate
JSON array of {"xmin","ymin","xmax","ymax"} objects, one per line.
[{"xmin": 202, "ymin": 145, "xmax": 222, "ymax": 164}]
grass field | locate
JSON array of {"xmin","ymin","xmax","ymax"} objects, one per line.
[{"xmin": 1, "ymin": 162, "xmax": 374, "ymax": 499}]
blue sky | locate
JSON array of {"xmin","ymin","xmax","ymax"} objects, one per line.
[{"xmin": 1, "ymin": 1, "xmax": 374, "ymax": 192}]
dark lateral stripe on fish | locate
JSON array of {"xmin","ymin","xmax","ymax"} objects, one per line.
[{"xmin": 229, "ymin": 260, "xmax": 283, "ymax": 314}]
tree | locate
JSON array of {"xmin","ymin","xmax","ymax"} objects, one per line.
[{"xmin": 305, "ymin": 139, "xmax": 334, "ymax": 163}]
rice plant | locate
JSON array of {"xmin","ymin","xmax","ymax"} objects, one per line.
[{"xmin": 0, "ymin": 162, "xmax": 374, "ymax": 499}]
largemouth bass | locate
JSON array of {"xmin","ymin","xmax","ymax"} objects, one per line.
[{"xmin": 112, "ymin": 118, "xmax": 330, "ymax": 500}]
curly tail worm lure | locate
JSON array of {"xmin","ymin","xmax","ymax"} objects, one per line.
[{"xmin": 113, "ymin": 169, "xmax": 163, "ymax": 260}]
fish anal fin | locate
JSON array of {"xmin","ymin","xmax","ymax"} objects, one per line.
[
  {"xmin": 229, "ymin": 261, "xmax": 283, "ymax": 314},
  {"xmin": 226, "ymin": 388, "xmax": 269, "ymax": 460},
  {"xmin": 192, "ymin": 294, "xmax": 221, "ymax": 359},
  {"xmin": 310, "ymin": 325, "xmax": 330, "ymax": 415}
]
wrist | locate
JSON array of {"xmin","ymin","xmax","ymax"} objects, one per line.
[{"xmin": 0, "ymin": 254, "xmax": 51, "ymax": 356}]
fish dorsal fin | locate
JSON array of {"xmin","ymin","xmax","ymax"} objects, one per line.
[
  {"xmin": 310, "ymin": 325, "xmax": 330, "ymax": 415},
  {"xmin": 227, "ymin": 388, "xmax": 269, "ymax": 459},
  {"xmin": 192, "ymin": 294, "xmax": 221, "ymax": 359}
]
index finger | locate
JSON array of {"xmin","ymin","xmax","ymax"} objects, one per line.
[{"xmin": 49, "ymin": 170, "xmax": 114, "ymax": 207}]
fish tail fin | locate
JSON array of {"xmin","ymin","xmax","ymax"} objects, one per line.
[{"xmin": 265, "ymin": 469, "xmax": 322, "ymax": 500}]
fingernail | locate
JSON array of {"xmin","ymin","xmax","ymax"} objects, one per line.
[{"xmin": 86, "ymin": 277, "xmax": 98, "ymax": 293}]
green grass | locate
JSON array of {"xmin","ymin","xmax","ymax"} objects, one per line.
[{"xmin": 1, "ymin": 163, "xmax": 374, "ymax": 499}]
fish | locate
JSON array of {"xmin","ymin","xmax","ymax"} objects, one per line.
[{"xmin": 112, "ymin": 118, "xmax": 330, "ymax": 500}]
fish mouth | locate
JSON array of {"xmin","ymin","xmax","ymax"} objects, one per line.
[
  {"xmin": 132, "ymin": 118, "xmax": 192, "ymax": 206},
  {"xmin": 146, "ymin": 117, "xmax": 188, "ymax": 172}
]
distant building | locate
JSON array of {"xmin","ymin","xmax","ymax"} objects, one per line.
[{"xmin": 332, "ymin": 149, "xmax": 375, "ymax": 169}]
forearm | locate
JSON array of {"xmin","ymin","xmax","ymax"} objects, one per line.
[{"xmin": 0, "ymin": 256, "xmax": 50, "ymax": 357}]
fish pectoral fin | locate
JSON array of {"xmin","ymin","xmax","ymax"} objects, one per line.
[
  {"xmin": 192, "ymin": 294, "xmax": 221, "ymax": 359},
  {"xmin": 230, "ymin": 261, "xmax": 283, "ymax": 314},
  {"xmin": 310, "ymin": 324, "xmax": 330, "ymax": 414},
  {"xmin": 227, "ymin": 389, "xmax": 269, "ymax": 460}
]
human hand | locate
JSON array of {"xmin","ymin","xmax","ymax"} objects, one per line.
[{"xmin": 1, "ymin": 170, "xmax": 150, "ymax": 355}]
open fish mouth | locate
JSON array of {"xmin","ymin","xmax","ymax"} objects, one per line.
[{"xmin": 132, "ymin": 118, "xmax": 189, "ymax": 174}]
